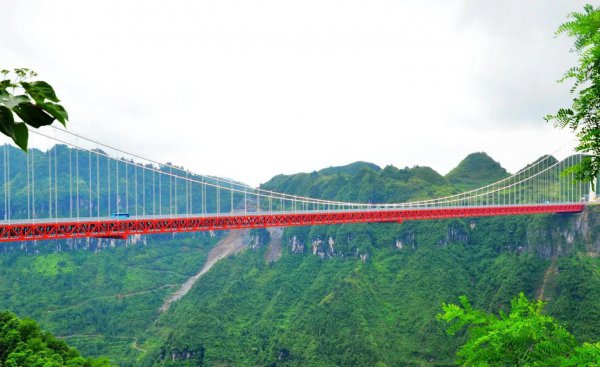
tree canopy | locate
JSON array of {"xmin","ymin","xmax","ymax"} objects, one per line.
[
  {"xmin": 0, "ymin": 310, "xmax": 114, "ymax": 366},
  {"xmin": 438, "ymin": 293, "xmax": 600, "ymax": 366},
  {"xmin": 0, "ymin": 68, "xmax": 69, "ymax": 151},
  {"xmin": 546, "ymin": 4, "xmax": 600, "ymax": 184}
]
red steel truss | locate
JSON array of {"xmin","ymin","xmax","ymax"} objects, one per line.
[{"xmin": 0, "ymin": 204, "xmax": 585, "ymax": 243}]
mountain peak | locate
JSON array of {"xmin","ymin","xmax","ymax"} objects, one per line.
[{"xmin": 445, "ymin": 152, "xmax": 509, "ymax": 190}]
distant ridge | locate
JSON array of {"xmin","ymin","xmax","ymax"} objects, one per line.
[{"xmin": 318, "ymin": 161, "xmax": 381, "ymax": 176}]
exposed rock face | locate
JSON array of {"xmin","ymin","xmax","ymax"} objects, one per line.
[
  {"xmin": 157, "ymin": 347, "xmax": 204, "ymax": 364},
  {"xmin": 290, "ymin": 235, "xmax": 304, "ymax": 254},
  {"xmin": 265, "ymin": 227, "xmax": 283, "ymax": 263},
  {"xmin": 286, "ymin": 207, "xmax": 600, "ymax": 261},
  {"xmin": 0, "ymin": 235, "xmax": 149, "ymax": 255},
  {"xmin": 439, "ymin": 224, "xmax": 469, "ymax": 247},
  {"xmin": 525, "ymin": 206, "xmax": 600, "ymax": 259}
]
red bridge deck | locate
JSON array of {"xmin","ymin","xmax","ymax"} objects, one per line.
[{"xmin": 0, "ymin": 204, "xmax": 585, "ymax": 243}]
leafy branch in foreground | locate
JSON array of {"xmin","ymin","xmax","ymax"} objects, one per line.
[
  {"xmin": 0, "ymin": 68, "xmax": 69, "ymax": 151},
  {"xmin": 545, "ymin": 4, "xmax": 600, "ymax": 185},
  {"xmin": 437, "ymin": 293, "xmax": 600, "ymax": 366}
]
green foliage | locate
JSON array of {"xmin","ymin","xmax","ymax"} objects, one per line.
[
  {"xmin": 545, "ymin": 256, "xmax": 600, "ymax": 342},
  {"xmin": 439, "ymin": 293, "xmax": 600, "ymax": 366},
  {"xmin": 562, "ymin": 342, "xmax": 600, "ymax": 366},
  {"xmin": 0, "ymin": 310, "xmax": 114, "ymax": 366},
  {"xmin": 0, "ymin": 68, "xmax": 69, "ymax": 151},
  {"xmin": 545, "ymin": 4, "xmax": 600, "ymax": 184},
  {"xmin": 438, "ymin": 293, "xmax": 577, "ymax": 366}
]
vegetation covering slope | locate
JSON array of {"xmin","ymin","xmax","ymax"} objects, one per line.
[{"xmin": 0, "ymin": 232, "xmax": 220, "ymax": 366}]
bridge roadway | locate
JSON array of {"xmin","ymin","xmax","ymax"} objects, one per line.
[{"xmin": 0, "ymin": 203, "xmax": 584, "ymax": 243}]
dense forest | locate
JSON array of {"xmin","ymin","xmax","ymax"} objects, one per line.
[{"xmin": 0, "ymin": 146, "xmax": 599, "ymax": 366}]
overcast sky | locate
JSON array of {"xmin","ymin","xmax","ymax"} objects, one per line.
[{"xmin": 1, "ymin": 1, "xmax": 589, "ymax": 186}]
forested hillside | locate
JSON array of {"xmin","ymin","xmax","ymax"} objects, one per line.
[
  {"xmin": 140, "ymin": 157, "xmax": 600, "ymax": 366},
  {"xmin": 1, "ymin": 147, "xmax": 599, "ymax": 366}
]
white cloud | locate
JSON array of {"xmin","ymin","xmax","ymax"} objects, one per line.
[{"xmin": 1, "ymin": 0, "xmax": 586, "ymax": 186}]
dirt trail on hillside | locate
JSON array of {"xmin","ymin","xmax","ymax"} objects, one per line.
[
  {"xmin": 57, "ymin": 334, "xmax": 147, "ymax": 354},
  {"xmin": 537, "ymin": 257, "xmax": 558, "ymax": 301},
  {"xmin": 45, "ymin": 284, "xmax": 179, "ymax": 314},
  {"xmin": 265, "ymin": 227, "xmax": 283, "ymax": 263},
  {"xmin": 159, "ymin": 230, "xmax": 247, "ymax": 312}
]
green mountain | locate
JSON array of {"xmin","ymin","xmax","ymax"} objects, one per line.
[{"xmin": 445, "ymin": 152, "xmax": 510, "ymax": 190}]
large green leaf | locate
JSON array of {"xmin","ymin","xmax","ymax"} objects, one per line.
[
  {"xmin": 41, "ymin": 102, "xmax": 68, "ymax": 126},
  {"xmin": 13, "ymin": 102, "xmax": 55, "ymax": 128},
  {"xmin": 0, "ymin": 105, "xmax": 15, "ymax": 137},
  {"xmin": 20, "ymin": 81, "xmax": 59, "ymax": 103},
  {"xmin": 12, "ymin": 122, "xmax": 29, "ymax": 151},
  {"xmin": 0, "ymin": 79, "xmax": 12, "ymax": 91},
  {"xmin": 0, "ymin": 94, "xmax": 30, "ymax": 109}
]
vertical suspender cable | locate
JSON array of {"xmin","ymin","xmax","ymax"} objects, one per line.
[
  {"xmin": 48, "ymin": 147, "xmax": 52, "ymax": 219},
  {"xmin": 135, "ymin": 163, "xmax": 138, "ymax": 217},
  {"xmin": 5, "ymin": 144, "xmax": 9, "ymax": 221},
  {"xmin": 32, "ymin": 150, "xmax": 36, "ymax": 220},
  {"xmin": 54, "ymin": 144, "xmax": 57, "ymax": 219},
  {"xmin": 201, "ymin": 179, "xmax": 205, "ymax": 215},
  {"xmin": 96, "ymin": 150, "xmax": 100, "ymax": 218},
  {"xmin": 185, "ymin": 172, "xmax": 189, "ymax": 216},
  {"xmin": 107, "ymin": 156, "xmax": 111, "ymax": 216},
  {"xmin": 142, "ymin": 165, "xmax": 146, "ymax": 216},
  {"xmin": 26, "ymin": 149, "xmax": 30, "ymax": 219},
  {"xmin": 76, "ymin": 147, "xmax": 80, "ymax": 218},
  {"xmin": 159, "ymin": 167, "xmax": 162, "ymax": 216},
  {"xmin": 3, "ymin": 144, "xmax": 6, "ymax": 220},
  {"xmin": 174, "ymin": 169, "xmax": 177, "ymax": 216},
  {"xmin": 116, "ymin": 158, "xmax": 119, "ymax": 213},
  {"xmin": 217, "ymin": 184, "xmax": 220, "ymax": 215},
  {"xmin": 88, "ymin": 150, "xmax": 92, "ymax": 217},
  {"xmin": 125, "ymin": 159, "xmax": 128, "ymax": 214},
  {"xmin": 169, "ymin": 167, "xmax": 173, "ymax": 217},
  {"xmin": 69, "ymin": 147, "xmax": 72, "ymax": 217}
]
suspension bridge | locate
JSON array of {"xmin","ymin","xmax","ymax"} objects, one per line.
[{"xmin": 0, "ymin": 127, "xmax": 591, "ymax": 243}]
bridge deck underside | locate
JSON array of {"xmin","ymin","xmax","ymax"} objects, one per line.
[{"xmin": 0, "ymin": 204, "xmax": 585, "ymax": 242}]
